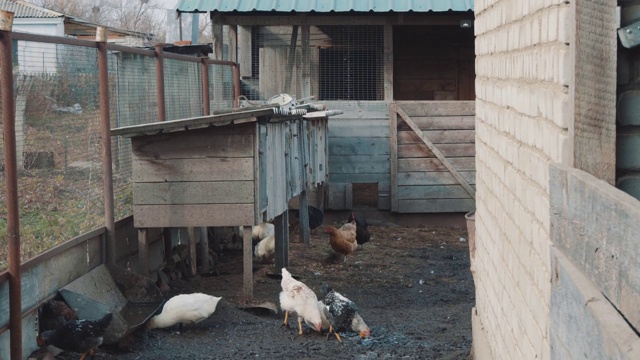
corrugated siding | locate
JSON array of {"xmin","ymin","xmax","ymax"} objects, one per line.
[
  {"xmin": 176, "ymin": 0, "xmax": 473, "ymax": 13},
  {"xmin": 0, "ymin": 0, "xmax": 63, "ymax": 18}
]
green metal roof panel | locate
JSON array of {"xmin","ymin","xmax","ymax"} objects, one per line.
[{"xmin": 176, "ymin": 0, "xmax": 474, "ymax": 13}]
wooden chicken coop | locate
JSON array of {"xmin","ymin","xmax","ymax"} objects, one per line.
[{"xmin": 111, "ymin": 104, "xmax": 330, "ymax": 295}]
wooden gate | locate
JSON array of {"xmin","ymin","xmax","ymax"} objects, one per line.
[{"xmin": 390, "ymin": 101, "xmax": 476, "ymax": 213}]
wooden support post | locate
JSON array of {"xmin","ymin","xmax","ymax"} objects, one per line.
[
  {"xmin": 242, "ymin": 225, "xmax": 253, "ymax": 296},
  {"xmin": 138, "ymin": 228, "xmax": 149, "ymax": 277},
  {"xmin": 228, "ymin": 25, "xmax": 237, "ymax": 63},
  {"xmin": 301, "ymin": 25, "xmax": 310, "ymax": 98},
  {"xmin": 188, "ymin": 227, "xmax": 197, "ymax": 276},
  {"xmin": 298, "ymin": 120, "xmax": 310, "ymax": 245},
  {"xmin": 199, "ymin": 227, "xmax": 209, "ymax": 273},
  {"xmin": 274, "ymin": 211, "xmax": 289, "ymax": 270},
  {"xmin": 389, "ymin": 102, "xmax": 399, "ymax": 212},
  {"xmin": 238, "ymin": 25, "xmax": 252, "ymax": 79},
  {"xmin": 211, "ymin": 13, "xmax": 224, "ymax": 109},
  {"xmin": 284, "ymin": 25, "xmax": 298, "ymax": 94},
  {"xmin": 383, "ymin": 23, "xmax": 393, "ymax": 101},
  {"xmin": 163, "ymin": 228, "xmax": 172, "ymax": 263}
]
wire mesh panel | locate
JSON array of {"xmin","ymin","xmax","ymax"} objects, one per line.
[
  {"xmin": 208, "ymin": 63, "xmax": 235, "ymax": 110},
  {"xmin": 0, "ymin": 40, "xmax": 104, "ymax": 268},
  {"xmin": 243, "ymin": 25, "xmax": 384, "ymax": 101},
  {"xmin": 109, "ymin": 50, "xmax": 159, "ymax": 220},
  {"xmin": 164, "ymin": 58, "xmax": 203, "ymax": 120}
]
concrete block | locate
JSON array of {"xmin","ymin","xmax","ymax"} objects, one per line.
[
  {"xmin": 617, "ymin": 132, "xmax": 640, "ymax": 170},
  {"xmin": 617, "ymin": 90, "xmax": 640, "ymax": 125},
  {"xmin": 616, "ymin": 175, "xmax": 640, "ymax": 200}
]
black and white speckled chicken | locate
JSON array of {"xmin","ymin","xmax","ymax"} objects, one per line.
[
  {"xmin": 37, "ymin": 312, "xmax": 113, "ymax": 360},
  {"xmin": 321, "ymin": 283, "xmax": 370, "ymax": 342}
]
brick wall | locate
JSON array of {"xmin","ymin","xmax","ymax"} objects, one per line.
[{"xmin": 474, "ymin": 0, "xmax": 573, "ymax": 358}]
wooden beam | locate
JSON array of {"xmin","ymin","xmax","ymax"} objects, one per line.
[
  {"xmin": 238, "ymin": 25, "xmax": 252, "ymax": 78},
  {"xmin": 284, "ymin": 25, "xmax": 298, "ymax": 94},
  {"xmin": 138, "ymin": 228, "xmax": 149, "ymax": 277},
  {"xmin": 228, "ymin": 25, "xmax": 237, "ymax": 63},
  {"xmin": 187, "ymin": 227, "xmax": 197, "ymax": 276},
  {"xmin": 274, "ymin": 211, "xmax": 289, "ymax": 270},
  {"xmin": 242, "ymin": 225, "xmax": 253, "ymax": 296},
  {"xmin": 301, "ymin": 25, "xmax": 310, "ymax": 98},
  {"xmin": 199, "ymin": 227, "xmax": 209, "ymax": 273},
  {"xmin": 396, "ymin": 105, "xmax": 476, "ymax": 199},
  {"xmin": 383, "ymin": 23, "xmax": 393, "ymax": 101},
  {"xmin": 219, "ymin": 14, "xmax": 469, "ymax": 26},
  {"xmin": 389, "ymin": 102, "xmax": 399, "ymax": 212}
]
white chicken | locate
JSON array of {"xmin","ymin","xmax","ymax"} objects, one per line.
[
  {"xmin": 147, "ymin": 293, "xmax": 222, "ymax": 330},
  {"xmin": 254, "ymin": 234, "xmax": 275, "ymax": 262},
  {"xmin": 279, "ymin": 268, "xmax": 323, "ymax": 335},
  {"xmin": 306, "ymin": 300, "xmax": 331, "ymax": 333},
  {"xmin": 240, "ymin": 222, "xmax": 274, "ymax": 242}
]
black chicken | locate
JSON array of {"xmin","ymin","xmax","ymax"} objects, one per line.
[
  {"xmin": 291, "ymin": 205, "xmax": 324, "ymax": 231},
  {"xmin": 37, "ymin": 312, "xmax": 113, "ymax": 360},
  {"xmin": 348, "ymin": 211, "xmax": 370, "ymax": 246},
  {"xmin": 321, "ymin": 284, "xmax": 370, "ymax": 342},
  {"xmin": 39, "ymin": 299, "xmax": 77, "ymax": 332}
]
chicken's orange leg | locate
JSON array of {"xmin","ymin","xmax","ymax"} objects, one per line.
[
  {"xmin": 297, "ymin": 316, "xmax": 303, "ymax": 335},
  {"xmin": 282, "ymin": 310, "xmax": 289, "ymax": 327},
  {"xmin": 328, "ymin": 325, "xmax": 342, "ymax": 343},
  {"xmin": 79, "ymin": 352, "xmax": 87, "ymax": 360}
]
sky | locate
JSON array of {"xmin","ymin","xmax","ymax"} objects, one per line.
[{"xmin": 157, "ymin": 0, "xmax": 179, "ymax": 10}]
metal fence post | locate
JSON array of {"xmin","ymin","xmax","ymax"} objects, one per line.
[
  {"xmin": 97, "ymin": 27, "xmax": 116, "ymax": 265},
  {"xmin": 0, "ymin": 10, "xmax": 22, "ymax": 360},
  {"xmin": 155, "ymin": 44, "xmax": 166, "ymax": 122},
  {"xmin": 202, "ymin": 59, "xmax": 210, "ymax": 115}
]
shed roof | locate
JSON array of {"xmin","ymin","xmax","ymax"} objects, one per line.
[
  {"xmin": 175, "ymin": 0, "xmax": 474, "ymax": 13},
  {"xmin": 0, "ymin": 0, "xmax": 63, "ymax": 18}
]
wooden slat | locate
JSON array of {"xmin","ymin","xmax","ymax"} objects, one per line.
[
  {"xmin": 188, "ymin": 227, "xmax": 197, "ymax": 276},
  {"xmin": 328, "ymin": 119, "xmax": 390, "ymax": 137},
  {"xmin": 395, "ymin": 101, "xmax": 475, "ymax": 116},
  {"xmin": 238, "ymin": 25, "xmax": 252, "ymax": 78},
  {"xmin": 396, "ymin": 115, "xmax": 475, "ymax": 130},
  {"xmin": 398, "ymin": 198, "xmax": 475, "ymax": 213},
  {"xmin": 393, "ymin": 79, "xmax": 457, "ymax": 92},
  {"xmin": 329, "ymin": 173, "xmax": 390, "ymax": 184},
  {"xmin": 199, "ymin": 227, "xmax": 209, "ymax": 273},
  {"xmin": 133, "ymin": 181, "xmax": 254, "ymax": 205},
  {"xmin": 133, "ymin": 204, "xmax": 254, "ymax": 227},
  {"xmin": 132, "ymin": 158, "xmax": 254, "ymax": 182},
  {"xmin": 398, "ymin": 185, "xmax": 475, "ymax": 199},
  {"xmin": 138, "ymin": 228, "xmax": 149, "ymax": 277},
  {"xmin": 378, "ymin": 182, "xmax": 391, "ymax": 210},
  {"xmin": 396, "ymin": 106, "xmax": 475, "ymax": 198},
  {"xmin": 398, "ymin": 171, "xmax": 476, "ymax": 186},
  {"xmin": 329, "ymin": 155, "xmax": 390, "ymax": 174},
  {"xmin": 398, "ymin": 157, "xmax": 475, "ymax": 172},
  {"xmin": 132, "ymin": 132, "xmax": 254, "ymax": 159},
  {"xmin": 111, "ymin": 108, "xmax": 268, "ymax": 136},
  {"xmin": 398, "ymin": 143, "xmax": 475, "ymax": 158},
  {"xmin": 398, "ymin": 129, "xmax": 475, "ymax": 144},
  {"xmin": 328, "ymin": 137, "xmax": 390, "ymax": 155},
  {"xmin": 390, "ymin": 103, "xmax": 399, "ymax": 212},
  {"xmin": 322, "ymin": 101, "xmax": 389, "ymax": 119}
]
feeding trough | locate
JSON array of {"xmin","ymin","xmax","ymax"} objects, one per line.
[{"xmin": 59, "ymin": 264, "xmax": 164, "ymax": 344}]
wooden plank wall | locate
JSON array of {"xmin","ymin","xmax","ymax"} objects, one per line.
[
  {"xmin": 325, "ymin": 101, "xmax": 390, "ymax": 210},
  {"xmin": 264, "ymin": 121, "xmax": 290, "ymax": 220},
  {"xmin": 131, "ymin": 124, "xmax": 256, "ymax": 227},
  {"xmin": 394, "ymin": 101, "xmax": 475, "ymax": 213},
  {"xmin": 393, "ymin": 26, "xmax": 475, "ymax": 101}
]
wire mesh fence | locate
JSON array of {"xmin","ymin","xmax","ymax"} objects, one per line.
[
  {"xmin": 242, "ymin": 24, "xmax": 384, "ymax": 101},
  {"xmin": 0, "ymin": 33, "xmax": 238, "ymax": 271}
]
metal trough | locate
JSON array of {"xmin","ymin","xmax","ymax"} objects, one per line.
[{"xmin": 59, "ymin": 264, "xmax": 164, "ymax": 344}]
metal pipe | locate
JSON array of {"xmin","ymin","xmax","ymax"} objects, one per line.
[
  {"xmin": 96, "ymin": 27, "xmax": 116, "ymax": 265},
  {"xmin": 201, "ymin": 59, "xmax": 210, "ymax": 115},
  {"xmin": 0, "ymin": 11, "xmax": 22, "ymax": 360},
  {"xmin": 232, "ymin": 64, "xmax": 240, "ymax": 108},
  {"xmin": 155, "ymin": 44, "xmax": 167, "ymax": 121}
]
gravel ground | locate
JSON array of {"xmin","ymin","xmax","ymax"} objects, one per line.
[{"xmin": 32, "ymin": 222, "xmax": 475, "ymax": 360}]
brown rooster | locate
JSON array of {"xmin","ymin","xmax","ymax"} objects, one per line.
[{"xmin": 325, "ymin": 221, "xmax": 358, "ymax": 261}]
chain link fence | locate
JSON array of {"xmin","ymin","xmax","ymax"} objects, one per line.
[{"xmin": 0, "ymin": 34, "xmax": 238, "ymax": 271}]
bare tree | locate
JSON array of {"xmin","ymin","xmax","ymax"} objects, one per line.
[{"xmin": 30, "ymin": 0, "xmax": 166, "ymax": 42}]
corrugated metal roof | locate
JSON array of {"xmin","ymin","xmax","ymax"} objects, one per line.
[
  {"xmin": 0, "ymin": 0, "xmax": 64, "ymax": 18},
  {"xmin": 176, "ymin": 0, "xmax": 474, "ymax": 13}
]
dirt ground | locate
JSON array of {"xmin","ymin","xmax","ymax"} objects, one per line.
[{"xmin": 33, "ymin": 219, "xmax": 475, "ymax": 360}]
